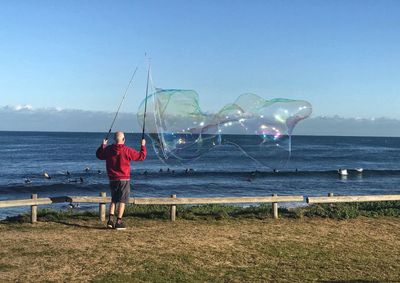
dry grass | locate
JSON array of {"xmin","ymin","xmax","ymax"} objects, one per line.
[{"xmin": 0, "ymin": 217, "xmax": 399, "ymax": 282}]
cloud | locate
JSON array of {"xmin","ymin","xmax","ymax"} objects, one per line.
[
  {"xmin": 294, "ymin": 116, "xmax": 400, "ymax": 137},
  {"xmin": 1, "ymin": 105, "xmax": 400, "ymax": 137},
  {"xmin": 14, "ymin": 104, "xmax": 33, "ymax": 111},
  {"xmin": 1, "ymin": 104, "xmax": 34, "ymax": 112},
  {"xmin": 0, "ymin": 106, "xmax": 140, "ymax": 132}
]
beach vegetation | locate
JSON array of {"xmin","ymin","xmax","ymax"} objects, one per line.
[
  {"xmin": 2, "ymin": 201, "xmax": 399, "ymax": 224},
  {"xmin": 296, "ymin": 201, "xmax": 400, "ymax": 219}
]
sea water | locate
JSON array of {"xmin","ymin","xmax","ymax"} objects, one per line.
[{"xmin": 1, "ymin": 131, "xmax": 400, "ymax": 219}]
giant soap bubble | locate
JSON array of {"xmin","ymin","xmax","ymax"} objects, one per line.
[{"xmin": 137, "ymin": 89, "xmax": 312, "ymax": 168}]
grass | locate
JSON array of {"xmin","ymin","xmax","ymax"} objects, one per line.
[
  {"xmin": 0, "ymin": 202, "xmax": 399, "ymax": 282},
  {"xmin": 127, "ymin": 201, "xmax": 400, "ymax": 220},
  {"xmin": 3, "ymin": 201, "xmax": 399, "ymax": 223},
  {"xmin": 0, "ymin": 263, "xmax": 16, "ymax": 272}
]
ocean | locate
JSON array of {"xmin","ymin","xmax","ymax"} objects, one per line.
[{"xmin": 1, "ymin": 131, "xmax": 400, "ymax": 219}]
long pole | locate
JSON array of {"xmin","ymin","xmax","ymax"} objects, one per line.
[
  {"xmin": 141, "ymin": 63, "xmax": 151, "ymax": 140},
  {"xmin": 105, "ymin": 66, "xmax": 138, "ymax": 141}
]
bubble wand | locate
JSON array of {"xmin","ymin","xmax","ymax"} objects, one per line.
[
  {"xmin": 105, "ymin": 66, "xmax": 139, "ymax": 141},
  {"xmin": 141, "ymin": 60, "xmax": 151, "ymax": 140}
]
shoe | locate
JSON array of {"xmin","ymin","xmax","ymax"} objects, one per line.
[
  {"xmin": 115, "ymin": 220, "xmax": 126, "ymax": 231},
  {"xmin": 107, "ymin": 219, "xmax": 115, "ymax": 229}
]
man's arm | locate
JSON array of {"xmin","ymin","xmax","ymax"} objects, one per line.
[
  {"xmin": 96, "ymin": 139, "xmax": 108, "ymax": 160},
  {"xmin": 127, "ymin": 139, "xmax": 147, "ymax": 161}
]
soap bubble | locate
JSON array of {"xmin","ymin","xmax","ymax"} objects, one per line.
[
  {"xmin": 137, "ymin": 89, "xmax": 216, "ymax": 165},
  {"xmin": 137, "ymin": 89, "xmax": 312, "ymax": 168}
]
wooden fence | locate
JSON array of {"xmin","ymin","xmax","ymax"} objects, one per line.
[
  {"xmin": 0, "ymin": 193, "xmax": 303, "ymax": 223},
  {"xmin": 1, "ymin": 192, "xmax": 399, "ymax": 224},
  {"xmin": 307, "ymin": 193, "xmax": 400, "ymax": 204}
]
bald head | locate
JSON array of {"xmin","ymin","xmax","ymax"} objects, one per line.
[{"xmin": 114, "ymin": 131, "xmax": 125, "ymax": 144}]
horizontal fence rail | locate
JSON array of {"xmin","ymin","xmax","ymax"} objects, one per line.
[
  {"xmin": 65, "ymin": 196, "xmax": 111, "ymax": 204},
  {"xmin": 131, "ymin": 196, "xmax": 304, "ymax": 205},
  {"xmin": 1, "ymin": 192, "xmax": 400, "ymax": 224},
  {"xmin": 65, "ymin": 196, "xmax": 304, "ymax": 205},
  {"xmin": 307, "ymin": 194, "xmax": 400, "ymax": 204},
  {"xmin": 0, "ymin": 196, "xmax": 68, "ymax": 208}
]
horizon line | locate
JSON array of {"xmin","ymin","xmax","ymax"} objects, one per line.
[{"xmin": 0, "ymin": 130, "xmax": 399, "ymax": 139}]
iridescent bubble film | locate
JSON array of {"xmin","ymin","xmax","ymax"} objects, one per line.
[{"xmin": 137, "ymin": 89, "xmax": 312, "ymax": 168}]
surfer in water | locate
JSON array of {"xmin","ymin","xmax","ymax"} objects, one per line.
[{"xmin": 96, "ymin": 131, "xmax": 146, "ymax": 230}]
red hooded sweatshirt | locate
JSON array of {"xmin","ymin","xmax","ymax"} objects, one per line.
[{"xmin": 96, "ymin": 143, "xmax": 146, "ymax": 180}]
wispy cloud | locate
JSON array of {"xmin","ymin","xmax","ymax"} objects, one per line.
[
  {"xmin": 2, "ymin": 104, "xmax": 34, "ymax": 112},
  {"xmin": 1, "ymin": 105, "xmax": 400, "ymax": 136},
  {"xmin": 294, "ymin": 116, "xmax": 400, "ymax": 137},
  {"xmin": 0, "ymin": 105, "xmax": 140, "ymax": 132}
]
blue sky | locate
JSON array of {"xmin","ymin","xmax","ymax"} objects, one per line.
[{"xmin": 1, "ymin": 0, "xmax": 399, "ymax": 118}]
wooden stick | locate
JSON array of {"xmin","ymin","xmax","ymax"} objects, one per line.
[
  {"xmin": 31, "ymin": 194, "xmax": 37, "ymax": 223},
  {"xmin": 0, "ymin": 198, "xmax": 56, "ymax": 208},
  {"xmin": 272, "ymin": 194, "xmax": 278, "ymax": 219},
  {"xmin": 132, "ymin": 196, "xmax": 304, "ymax": 205},
  {"xmin": 99, "ymin": 192, "xmax": 106, "ymax": 222},
  {"xmin": 0, "ymin": 195, "xmax": 304, "ymax": 209},
  {"xmin": 307, "ymin": 194, "xmax": 400, "ymax": 204},
  {"xmin": 170, "ymin": 194, "xmax": 177, "ymax": 221}
]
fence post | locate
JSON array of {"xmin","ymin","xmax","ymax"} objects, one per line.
[
  {"xmin": 272, "ymin": 193, "xmax": 278, "ymax": 219},
  {"xmin": 170, "ymin": 194, "xmax": 177, "ymax": 221},
  {"xmin": 328, "ymin": 192, "xmax": 334, "ymax": 206},
  {"xmin": 99, "ymin": 192, "xmax": 106, "ymax": 222},
  {"xmin": 31, "ymin": 193, "xmax": 37, "ymax": 223}
]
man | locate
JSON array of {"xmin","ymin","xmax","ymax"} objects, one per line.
[{"xmin": 96, "ymin": 131, "xmax": 146, "ymax": 230}]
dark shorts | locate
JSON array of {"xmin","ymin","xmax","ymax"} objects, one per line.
[{"xmin": 109, "ymin": 180, "xmax": 131, "ymax": 203}]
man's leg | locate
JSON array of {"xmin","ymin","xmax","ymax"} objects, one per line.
[
  {"xmin": 107, "ymin": 202, "xmax": 116, "ymax": 228},
  {"xmin": 115, "ymin": 202, "xmax": 126, "ymax": 230},
  {"xmin": 115, "ymin": 181, "xmax": 129, "ymax": 230},
  {"xmin": 108, "ymin": 182, "xmax": 117, "ymax": 228},
  {"xmin": 117, "ymin": 202, "xmax": 125, "ymax": 219},
  {"xmin": 109, "ymin": 202, "xmax": 116, "ymax": 215}
]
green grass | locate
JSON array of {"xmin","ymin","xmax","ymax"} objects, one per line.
[
  {"xmin": 92, "ymin": 261, "xmax": 215, "ymax": 283},
  {"xmin": 296, "ymin": 201, "xmax": 400, "ymax": 219},
  {"xmin": 97, "ymin": 201, "xmax": 400, "ymax": 220},
  {"xmin": 2, "ymin": 201, "xmax": 399, "ymax": 224},
  {"xmin": 2, "ymin": 208, "xmax": 98, "ymax": 223},
  {"xmin": 125, "ymin": 203, "xmax": 278, "ymax": 220},
  {"xmin": 0, "ymin": 263, "xmax": 15, "ymax": 272},
  {"xmin": 1, "ymin": 213, "xmax": 399, "ymax": 282}
]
